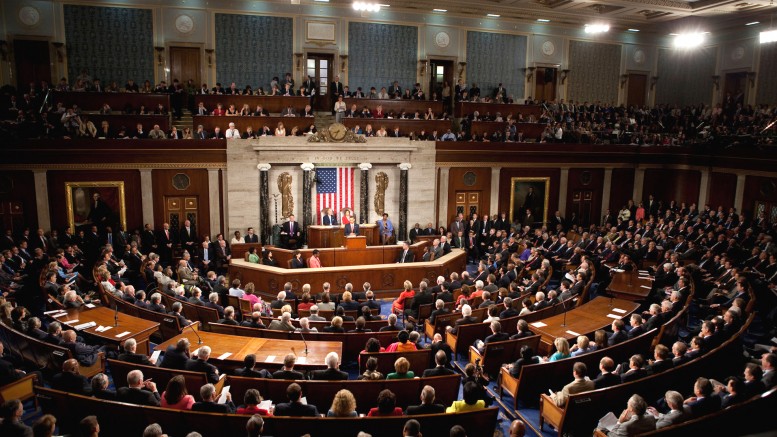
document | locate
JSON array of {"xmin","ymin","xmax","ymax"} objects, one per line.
[
  {"xmin": 151, "ymin": 350, "xmax": 161, "ymax": 363},
  {"xmin": 258, "ymin": 400, "xmax": 273, "ymax": 411},
  {"xmin": 565, "ymin": 330, "xmax": 581, "ymax": 337},
  {"xmin": 115, "ymin": 331, "xmax": 131, "ymax": 338},
  {"xmin": 265, "ymin": 355, "xmax": 276, "ymax": 363},
  {"xmin": 611, "ymin": 308, "xmax": 627, "ymax": 314},
  {"xmin": 85, "ymin": 303, "xmax": 96, "ymax": 309},
  {"xmin": 217, "ymin": 352, "xmax": 232, "ymax": 360},
  {"xmin": 217, "ymin": 385, "xmax": 230, "ymax": 404},
  {"xmin": 531, "ymin": 321, "xmax": 548, "ymax": 328},
  {"xmin": 63, "ymin": 319, "xmax": 79, "ymax": 324},
  {"xmin": 606, "ymin": 314, "xmax": 622, "ymax": 319},
  {"xmin": 597, "ymin": 411, "xmax": 618, "ymax": 432}
]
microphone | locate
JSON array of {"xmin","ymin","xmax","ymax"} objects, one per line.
[
  {"xmin": 187, "ymin": 322, "xmax": 203, "ymax": 345},
  {"xmin": 114, "ymin": 304, "xmax": 119, "ymax": 327},
  {"xmin": 560, "ymin": 294, "xmax": 569, "ymax": 328},
  {"xmin": 297, "ymin": 330, "xmax": 310, "ymax": 355}
]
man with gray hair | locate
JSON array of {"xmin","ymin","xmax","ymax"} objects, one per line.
[
  {"xmin": 296, "ymin": 317, "xmax": 318, "ymax": 333},
  {"xmin": 148, "ymin": 293, "xmax": 165, "ymax": 313},
  {"xmin": 405, "ymin": 385, "xmax": 445, "ymax": 415},
  {"xmin": 184, "ymin": 345, "xmax": 220, "ymax": 383},
  {"xmin": 308, "ymin": 305, "xmax": 326, "ymax": 321},
  {"xmin": 117, "ymin": 369, "xmax": 160, "ymax": 406},
  {"xmin": 268, "ymin": 312, "xmax": 296, "ymax": 331},
  {"xmin": 607, "ymin": 394, "xmax": 656, "ymax": 436},
  {"xmin": 271, "ymin": 291, "xmax": 287, "ymax": 309},
  {"xmin": 379, "ymin": 313, "xmax": 401, "ymax": 331},
  {"xmin": 310, "ymin": 351, "xmax": 348, "ymax": 380},
  {"xmin": 168, "ymin": 301, "xmax": 192, "ymax": 327},
  {"xmin": 118, "ymin": 337, "xmax": 157, "ymax": 365},
  {"xmin": 192, "ymin": 383, "xmax": 234, "ymax": 413},
  {"xmin": 203, "ymin": 292, "xmax": 224, "ymax": 318},
  {"xmin": 429, "ymin": 299, "xmax": 449, "ymax": 324},
  {"xmin": 648, "ymin": 390, "xmax": 686, "ymax": 429},
  {"xmin": 447, "ymin": 304, "xmax": 477, "ymax": 335}
]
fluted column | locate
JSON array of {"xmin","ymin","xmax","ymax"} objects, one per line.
[
  {"xmin": 398, "ymin": 163, "xmax": 412, "ymax": 241},
  {"xmin": 257, "ymin": 163, "xmax": 271, "ymax": 244},
  {"xmin": 358, "ymin": 163, "xmax": 372, "ymax": 224},
  {"xmin": 301, "ymin": 163, "xmax": 315, "ymax": 245}
]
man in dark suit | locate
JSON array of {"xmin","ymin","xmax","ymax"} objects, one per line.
[
  {"xmin": 161, "ymin": 338, "xmax": 191, "ymax": 370},
  {"xmin": 608, "ymin": 320, "xmax": 628, "ymax": 346},
  {"xmin": 646, "ymin": 345, "xmax": 674, "ymax": 375},
  {"xmin": 310, "ymin": 352, "xmax": 348, "ymax": 380},
  {"xmin": 422, "ymin": 351, "xmax": 456, "ymax": 377},
  {"xmin": 0, "ymin": 399, "xmax": 32, "ymax": 437},
  {"xmin": 396, "ymin": 241, "xmax": 415, "ymax": 263},
  {"xmin": 140, "ymin": 223, "xmax": 157, "ymax": 254},
  {"xmin": 620, "ymin": 355, "xmax": 647, "ymax": 383},
  {"xmin": 405, "ymin": 385, "xmax": 446, "ymax": 415},
  {"xmin": 168, "ymin": 302, "xmax": 192, "ymax": 328},
  {"xmin": 244, "ymin": 227, "xmax": 259, "ymax": 243},
  {"xmin": 51, "ymin": 359, "xmax": 91, "ymax": 395},
  {"xmin": 429, "ymin": 333, "xmax": 454, "ymax": 368},
  {"xmin": 447, "ymin": 305, "xmax": 478, "ymax": 335},
  {"xmin": 281, "ymin": 214, "xmax": 301, "ymax": 249},
  {"xmin": 117, "ymin": 369, "xmax": 161, "ymax": 406},
  {"xmin": 156, "ymin": 222, "xmax": 175, "ymax": 266},
  {"xmin": 406, "ymin": 282, "xmax": 433, "ymax": 320},
  {"xmin": 330, "ymin": 76, "xmax": 344, "ymax": 113},
  {"xmin": 117, "ymin": 338, "xmax": 157, "ymax": 366},
  {"xmin": 62, "ymin": 330, "xmax": 103, "ymax": 367},
  {"xmin": 234, "ymin": 354, "xmax": 273, "ymax": 379},
  {"xmin": 683, "ymin": 377, "xmax": 721, "ymax": 418},
  {"xmin": 275, "ymin": 383, "xmax": 320, "ymax": 416},
  {"xmin": 185, "ymin": 346, "xmax": 220, "ymax": 384},
  {"xmin": 428, "ymin": 299, "xmax": 449, "ymax": 324},
  {"xmin": 593, "ymin": 357, "xmax": 621, "ymax": 389},
  {"xmin": 272, "ymin": 354, "xmax": 305, "ymax": 380},
  {"xmin": 628, "ymin": 314, "xmax": 647, "ymax": 339},
  {"xmin": 379, "ymin": 314, "xmax": 402, "ymax": 332},
  {"xmin": 192, "ymin": 383, "xmax": 235, "ymax": 413},
  {"xmin": 322, "ymin": 209, "xmax": 338, "ymax": 226},
  {"xmin": 178, "ymin": 220, "xmax": 197, "ymax": 255}
]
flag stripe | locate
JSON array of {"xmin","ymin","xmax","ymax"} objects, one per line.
[{"xmin": 316, "ymin": 167, "xmax": 355, "ymax": 223}]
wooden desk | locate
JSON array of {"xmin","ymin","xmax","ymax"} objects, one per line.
[
  {"xmin": 193, "ymin": 95, "xmax": 310, "ymax": 114},
  {"xmin": 51, "ymin": 92, "xmax": 170, "ymax": 112},
  {"xmin": 47, "ymin": 113, "xmax": 171, "ymax": 132},
  {"xmin": 48, "ymin": 306, "xmax": 159, "ymax": 355},
  {"xmin": 193, "ymin": 115, "xmax": 314, "ymax": 136},
  {"xmin": 455, "ymin": 102, "xmax": 543, "ymax": 118},
  {"xmin": 229, "ymin": 248, "xmax": 466, "ymax": 294},
  {"xmin": 527, "ymin": 297, "xmax": 639, "ymax": 355},
  {"xmin": 307, "ymin": 224, "xmax": 378, "ymax": 248},
  {"xmin": 469, "ymin": 121, "xmax": 546, "ymax": 141},
  {"xmin": 607, "ymin": 271, "xmax": 654, "ymax": 301},
  {"xmin": 343, "ymin": 98, "xmax": 444, "ymax": 116},
  {"xmin": 341, "ymin": 118, "xmax": 451, "ymax": 136},
  {"xmin": 154, "ymin": 327, "xmax": 340, "ymax": 370}
]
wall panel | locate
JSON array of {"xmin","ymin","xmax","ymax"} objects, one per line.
[
  {"xmin": 565, "ymin": 168, "xmax": 604, "ymax": 226},
  {"xmin": 347, "ymin": 22, "xmax": 418, "ymax": 93},
  {"xmin": 655, "ymin": 47, "xmax": 715, "ymax": 106},
  {"xmin": 756, "ymin": 42, "xmax": 777, "ymax": 106},
  {"xmin": 707, "ymin": 172, "xmax": 737, "ymax": 209},
  {"xmin": 151, "ymin": 169, "xmax": 211, "ymax": 239},
  {"xmin": 0, "ymin": 171, "xmax": 38, "ymax": 230},
  {"xmin": 466, "ymin": 31, "xmax": 527, "ymax": 101},
  {"xmin": 642, "ymin": 168, "xmax": 701, "ymax": 207},
  {"xmin": 498, "ymin": 168, "xmax": 560, "ymax": 224},
  {"xmin": 568, "ymin": 40, "xmax": 621, "ymax": 104},
  {"xmin": 446, "ymin": 168, "xmax": 491, "ymax": 225},
  {"xmin": 743, "ymin": 175, "xmax": 777, "ymax": 217},
  {"xmin": 608, "ymin": 168, "xmax": 634, "ymax": 214}
]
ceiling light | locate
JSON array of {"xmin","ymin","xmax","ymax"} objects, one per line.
[
  {"xmin": 487, "ymin": 14, "xmax": 500, "ymax": 17},
  {"xmin": 627, "ymin": 28, "xmax": 640, "ymax": 32},
  {"xmin": 674, "ymin": 32, "xmax": 706, "ymax": 48},
  {"xmin": 745, "ymin": 21, "xmax": 759, "ymax": 26},
  {"xmin": 352, "ymin": 2, "xmax": 381, "ymax": 12},
  {"xmin": 761, "ymin": 30, "xmax": 777, "ymax": 43},
  {"xmin": 313, "ymin": 0, "xmax": 329, "ymax": 2},
  {"xmin": 584, "ymin": 24, "xmax": 610, "ymax": 34},
  {"xmin": 433, "ymin": 8, "xmax": 447, "ymax": 12},
  {"xmin": 537, "ymin": 19, "xmax": 550, "ymax": 23}
]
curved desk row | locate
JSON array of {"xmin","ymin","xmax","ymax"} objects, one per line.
[{"xmin": 228, "ymin": 248, "xmax": 466, "ymax": 295}]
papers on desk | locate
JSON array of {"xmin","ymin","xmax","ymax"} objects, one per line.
[
  {"xmin": 51, "ymin": 312, "xmax": 68, "ymax": 318},
  {"xmin": 216, "ymin": 352, "xmax": 232, "ymax": 360},
  {"xmin": 217, "ymin": 385, "xmax": 230, "ymax": 404},
  {"xmin": 95, "ymin": 325, "xmax": 113, "ymax": 333},
  {"xmin": 151, "ymin": 350, "xmax": 161, "ymax": 363},
  {"xmin": 85, "ymin": 303, "xmax": 96, "ymax": 309},
  {"xmin": 565, "ymin": 330, "xmax": 581, "ymax": 337},
  {"xmin": 265, "ymin": 355, "xmax": 276, "ymax": 363},
  {"xmin": 640, "ymin": 285, "xmax": 652, "ymax": 289},
  {"xmin": 115, "ymin": 331, "xmax": 131, "ymax": 338},
  {"xmin": 638, "ymin": 270, "xmax": 649, "ymax": 274},
  {"xmin": 296, "ymin": 356, "xmax": 307, "ymax": 365},
  {"xmin": 598, "ymin": 412, "xmax": 619, "ymax": 432},
  {"xmin": 63, "ymin": 319, "xmax": 79, "ymax": 325},
  {"xmin": 73, "ymin": 321, "xmax": 97, "ymax": 331},
  {"xmin": 611, "ymin": 268, "xmax": 625, "ymax": 273},
  {"xmin": 44, "ymin": 309, "xmax": 67, "ymax": 316},
  {"xmin": 531, "ymin": 321, "xmax": 548, "ymax": 328},
  {"xmin": 606, "ymin": 314, "xmax": 622, "ymax": 319},
  {"xmin": 258, "ymin": 400, "xmax": 273, "ymax": 411},
  {"xmin": 611, "ymin": 308, "xmax": 627, "ymax": 314}
]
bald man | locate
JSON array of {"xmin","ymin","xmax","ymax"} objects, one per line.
[{"xmin": 509, "ymin": 419, "xmax": 526, "ymax": 437}]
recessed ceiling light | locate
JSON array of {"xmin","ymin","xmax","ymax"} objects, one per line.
[
  {"xmin": 487, "ymin": 14, "xmax": 500, "ymax": 17},
  {"xmin": 537, "ymin": 19, "xmax": 550, "ymax": 22},
  {"xmin": 668, "ymin": 33, "xmax": 678, "ymax": 36},
  {"xmin": 433, "ymin": 8, "xmax": 447, "ymax": 12},
  {"xmin": 674, "ymin": 32, "xmax": 705, "ymax": 48},
  {"xmin": 745, "ymin": 21, "xmax": 759, "ymax": 26},
  {"xmin": 761, "ymin": 30, "xmax": 777, "ymax": 43},
  {"xmin": 584, "ymin": 24, "xmax": 610, "ymax": 34},
  {"xmin": 313, "ymin": 0, "xmax": 329, "ymax": 2},
  {"xmin": 627, "ymin": 28, "xmax": 640, "ymax": 32}
]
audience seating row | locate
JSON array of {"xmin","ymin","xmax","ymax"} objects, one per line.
[
  {"xmin": 468, "ymin": 335, "xmax": 542, "ymax": 378},
  {"xmin": 194, "ymin": 95, "xmax": 310, "ymax": 114},
  {"xmin": 51, "ymin": 91, "xmax": 170, "ymax": 112},
  {"xmin": 343, "ymin": 98, "xmax": 444, "ymax": 116}
]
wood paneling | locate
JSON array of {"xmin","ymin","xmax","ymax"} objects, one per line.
[
  {"xmin": 13, "ymin": 40, "xmax": 52, "ymax": 87},
  {"xmin": 152, "ymin": 169, "xmax": 211, "ymax": 239},
  {"xmin": 0, "ymin": 171, "xmax": 38, "ymax": 231},
  {"xmin": 498, "ymin": 168, "xmax": 560, "ymax": 223},
  {"xmin": 643, "ymin": 169, "xmax": 701, "ymax": 207},
  {"xmin": 566, "ymin": 168, "xmax": 604, "ymax": 226},
  {"xmin": 626, "ymin": 74, "xmax": 647, "ymax": 107},
  {"xmin": 169, "ymin": 47, "xmax": 201, "ymax": 87},
  {"xmin": 51, "ymin": 92, "xmax": 170, "ymax": 112},
  {"xmin": 46, "ymin": 170, "xmax": 143, "ymax": 232},
  {"xmin": 447, "ymin": 168, "xmax": 492, "ymax": 225},
  {"xmin": 743, "ymin": 175, "xmax": 777, "ymax": 217},
  {"xmin": 708, "ymin": 172, "xmax": 737, "ymax": 209},
  {"xmin": 609, "ymin": 168, "xmax": 635, "ymax": 214}
]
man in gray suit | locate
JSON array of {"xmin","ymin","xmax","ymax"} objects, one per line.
[
  {"xmin": 549, "ymin": 362, "xmax": 595, "ymax": 407},
  {"xmin": 648, "ymin": 390, "xmax": 687, "ymax": 429},
  {"xmin": 608, "ymin": 394, "xmax": 657, "ymax": 436}
]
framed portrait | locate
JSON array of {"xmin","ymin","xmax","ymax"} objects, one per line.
[
  {"xmin": 65, "ymin": 181, "xmax": 126, "ymax": 232},
  {"xmin": 509, "ymin": 177, "xmax": 550, "ymax": 226}
]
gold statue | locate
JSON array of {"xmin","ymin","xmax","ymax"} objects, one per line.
[
  {"xmin": 374, "ymin": 171, "xmax": 388, "ymax": 216},
  {"xmin": 277, "ymin": 172, "xmax": 293, "ymax": 219}
]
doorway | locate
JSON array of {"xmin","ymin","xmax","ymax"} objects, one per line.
[
  {"xmin": 454, "ymin": 191, "xmax": 481, "ymax": 220},
  {"xmin": 13, "ymin": 40, "xmax": 51, "ymax": 91},
  {"xmin": 534, "ymin": 67, "xmax": 557, "ymax": 102},
  {"xmin": 169, "ymin": 47, "xmax": 201, "ymax": 86},
  {"xmin": 570, "ymin": 191, "xmax": 594, "ymax": 227},
  {"xmin": 306, "ymin": 53, "xmax": 334, "ymax": 111},
  {"xmin": 626, "ymin": 73, "xmax": 647, "ymax": 107},
  {"xmin": 429, "ymin": 59, "xmax": 454, "ymax": 114},
  {"xmin": 723, "ymin": 72, "xmax": 747, "ymax": 105}
]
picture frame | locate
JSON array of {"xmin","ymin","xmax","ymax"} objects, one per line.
[
  {"xmin": 509, "ymin": 177, "xmax": 550, "ymax": 226},
  {"xmin": 65, "ymin": 181, "xmax": 127, "ymax": 232}
]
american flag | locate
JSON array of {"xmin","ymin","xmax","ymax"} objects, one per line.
[{"xmin": 316, "ymin": 167, "xmax": 355, "ymax": 222}]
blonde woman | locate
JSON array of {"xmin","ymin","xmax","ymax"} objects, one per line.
[
  {"xmin": 327, "ymin": 389, "xmax": 358, "ymax": 417},
  {"xmin": 386, "ymin": 357, "xmax": 414, "ymax": 379},
  {"xmin": 547, "ymin": 337, "xmax": 571, "ymax": 362},
  {"xmin": 275, "ymin": 122, "xmax": 286, "ymax": 137}
]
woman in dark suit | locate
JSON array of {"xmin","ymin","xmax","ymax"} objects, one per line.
[
  {"xmin": 291, "ymin": 250, "xmax": 306, "ymax": 269},
  {"xmin": 262, "ymin": 250, "xmax": 277, "ymax": 267},
  {"xmin": 508, "ymin": 345, "xmax": 539, "ymax": 377}
]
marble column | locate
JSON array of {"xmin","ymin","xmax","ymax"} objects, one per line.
[
  {"xmin": 490, "ymin": 167, "xmax": 501, "ymax": 216},
  {"xmin": 32, "ymin": 170, "xmax": 51, "ymax": 231},
  {"xmin": 437, "ymin": 167, "xmax": 450, "ymax": 226},
  {"xmin": 139, "ymin": 169, "xmax": 154, "ymax": 226},
  {"xmin": 398, "ymin": 163, "xmax": 412, "ymax": 242},
  {"xmin": 257, "ymin": 164, "xmax": 272, "ymax": 244},
  {"xmin": 558, "ymin": 167, "xmax": 569, "ymax": 216},
  {"xmin": 358, "ymin": 163, "xmax": 372, "ymax": 224},
  {"xmin": 207, "ymin": 169, "xmax": 221, "ymax": 237},
  {"xmin": 301, "ymin": 163, "xmax": 315, "ymax": 245},
  {"xmin": 698, "ymin": 169, "xmax": 711, "ymax": 208},
  {"xmin": 734, "ymin": 173, "xmax": 746, "ymax": 213},
  {"xmin": 601, "ymin": 168, "xmax": 613, "ymax": 217},
  {"xmin": 632, "ymin": 167, "xmax": 645, "ymax": 202},
  {"xmin": 221, "ymin": 169, "xmax": 229, "ymax": 234}
]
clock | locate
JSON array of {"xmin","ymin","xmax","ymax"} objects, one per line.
[
  {"xmin": 435, "ymin": 31, "xmax": 451, "ymax": 48},
  {"xmin": 18, "ymin": 6, "xmax": 40, "ymax": 27},
  {"xmin": 328, "ymin": 123, "xmax": 347, "ymax": 141},
  {"xmin": 175, "ymin": 14, "xmax": 194, "ymax": 34},
  {"xmin": 541, "ymin": 40, "xmax": 555, "ymax": 56}
]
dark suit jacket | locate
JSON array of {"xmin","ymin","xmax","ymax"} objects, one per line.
[
  {"xmin": 310, "ymin": 368, "xmax": 348, "ymax": 380},
  {"xmin": 192, "ymin": 400, "xmax": 235, "ymax": 413},
  {"xmin": 608, "ymin": 330, "xmax": 628, "ymax": 346},
  {"xmin": 274, "ymin": 401, "xmax": 319, "ymax": 417},
  {"xmin": 117, "ymin": 352, "xmax": 153, "ymax": 366},
  {"xmin": 234, "ymin": 368, "xmax": 273, "ymax": 379},
  {"xmin": 322, "ymin": 215, "xmax": 338, "ymax": 226},
  {"xmin": 117, "ymin": 386, "xmax": 161, "ymax": 406},
  {"xmin": 449, "ymin": 316, "xmax": 478, "ymax": 335},
  {"xmin": 628, "ymin": 325, "xmax": 647, "ymax": 339},
  {"xmin": 405, "ymin": 403, "xmax": 446, "ymax": 415},
  {"xmin": 281, "ymin": 221, "xmax": 301, "ymax": 238},
  {"xmin": 429, "ymin": 308, "xmax": 450, "ymax": 324},
  {"xmin": 396, "ymin": 250, "xmax": 415, "ymax": 263},
  {"xmin": 647, "ymin": 359, "xmax": 673, "ymax": 375},
  {"xmin": 51, "ymin": 371, "xmax": 91, "ymax": 395},
  {"xmin": 594, "ymin": 372, "xmax": 621, "ymax": 389},
  {"xmin": 422, "ymin": 366, "xmax": 456, "ymax": 377},
  {"xmin": 684, "ymin": 395, "xmax": 721, "ymax": 417},
  {"xmin": 185, "ymin": 358, "xmax": 220, "ymax": 383},
  {"xmin": 620, "ymin": 368, "xmax": 647, "ymax": 383},
  {"xmin": 272, "ymin": 369, "xmax": 305, "ymax": 380},
  {"xmin": 161, "ymin": 346, "xmax": 189, "ymax": 370}
]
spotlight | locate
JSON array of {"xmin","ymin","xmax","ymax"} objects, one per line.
[
  {"xmin": 761, "ymin": 30, "xmax": 777, "ymax": 43},
  {"xmin": 673, "ymin": 32, "xmax": 705, "ymax": 48},
  {"xmin": 584, "ymin": 24, "xmax": 610, "ymax": 34},
  {"xmin": 352, "ymin": 2, "xmax": 381, "ymax": 12}
]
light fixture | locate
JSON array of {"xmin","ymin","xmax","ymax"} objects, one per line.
[
  {"xmin": 673, "ymin": 32, "xmax": 705, "ymax": 48},
  {"xmin": 525, "ymin": 67, "xmax": 536, "ymax": 81},
  {"xmin": 433, "ymin": 8, "xmax": 447, "ymax": 12},
  {"xmin": 560, "ymin": 69, "xmax": 570, "ymax": 84},
  {"xmin": 537, "ymin": 19, "xmax": 550, "ymax": 23},
  {"xmin": 584, "ymin": 24, "xmax": 610, "ymax": 34},
  {"xmin": 313, "ymin": 0, "xmax": 329, "ymax": 2},
  {"xmin": 650, "ymin": 76, "xmax": 658, "ymax": 90},
  {"xmin": 761, "ymin": 30, "xmax": 777, "ymax": 43},
  {"xmin": 487, "ymin": 13, "xmax": 500, "ymax": 17},
  {"xmin": 352, "ymin": 2, "xmax": 381, "ymax": 12},
  {"xmin": 745, "ymin": 21, "xmax": 759, "ymax": 26},
  {"xmin": 627, "ymin": 28, "xmax": 640, "ymax": 32}
]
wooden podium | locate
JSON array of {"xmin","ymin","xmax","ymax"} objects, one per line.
[
  {"xmin": 307, "ymin": 224, "xmax": 379, "ymax": 248},
  {"xmin": 344, "ymin": 235, "xmax": 367, "ymax": 249}
]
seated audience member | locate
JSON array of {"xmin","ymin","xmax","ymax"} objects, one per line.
[
  {"xmin": 475, "ymin": 320, "xmax": 510, "ymax": 353},
  {"xmin": 323, "ymin": 316, "xmax": 345, "ymax": 333},
  {"xmin": 117, "ymin": 369, "xmax": 161, "ymax": 406},
  {"xmin": 360, "ymin": 356, "xmax": 384, "ymax": 380},
  {"xmin": 296, "ymin": 317, "xmax": 318, "ymax": 333},
  {"xmin": 237, "ymin": 388, "xmax": 272, "ymax": 415},
  {"xmin": 274, "ymin": 383, "xmax": 320, "ymax": 416},
  {"xmin": 311, "ymin": 352, "xmax": 348, "ymax": 380},
  {"xmin": 683, "ymin": 377, "xmax": 721, "ymax": 418},
  {"xmin": 406, "ymin": 385, "xmax": 446, "ymax": 415},
  {"xmin": 0, "ymin": 399, "xmax": 32, "ymax": 437},
  {"xmin": 404, "ymin": 419, "xmax": 423, "ymax": 437},
  {"xmin": 241, "ymin": 311, "xmax": 266, "ymax": 329},
  {"xmin": 621, "ymin": 354, "xmax": 648, "ymax": 383},
  {"xmin": 52, "ymin": 358, "xmax": 91, "ymax": 395},
  {"xmin": 272, "ymin": 354, "xmax": 305, "ymax": 380},
  {"xmin": 234, "ymin": 354, "xmax": 273, "ymax": 379},
  {"xmin": 185, "ymin": 345, "xmax": 220, "ymax": 383},
  {"xmin": 192, "ymin": 383, "xmax": 235, "ymax": 413},
  {"xmin": 546, "ymin": 337, "xmax": 571, "ymax": 362},
  {"xmin": 380, "ymin": 313, "xmax": 402, "ymax": 332},
  {"xmin": 387, "ymin": 357, "xmax": 415, "ymax": 379},
  {"xmin": 446, "ymin": 381, "xmax": 487, "ymax": 412},
  {"xmin": 593, "ymin": 357, "xmax": 621, "ymax": 389},
  {"xmin": 605, "ymin": 394, "xmax": 657, "ymax": 436},
  {"xmin": 160, "ymin": 375, "xmax": 195, "ymax": 410},
  {"xmin": 570, "ymin": 335, "xmax": 596, "ymax": 357},
  {"xmin": 446, "ymin": 304, "xmax": 477, "ymax": 335},
  {"xmin": 608, "ymin": 319, "xmax": 628, "ymax": 346},
  {"xmin": 78, "ymin": 416, "xmax": 100, "ymax": 437},
  {"xmin": 118, "ymin": 337, "xmax": 157, "ymax": 365},
  {"xmin": 268, "ymin": 312, "xmax": 296, "ymax": 331},
  {"xmin": 647, "ymin": 390, "xmax": 687, "ymax": 429},
  {"xmin": 761, "ymin": 353, "xmax": 775, "ymax": 389},
  {"xmin": 507, "ymin": 345, "xmax": 540, "ymax": 378},
  {"xmin": 62, "ymin": 329, "xmax": 104, "ymax": 367},
  {"xmin": 387, "ymin": 330, "xmax": 417, "ymax": 352},
  {"xmin": 161, "ymin": 338, "xmax": 191, "ymax": 370},
  {"xmin": 217, "ymin": 306, "xmax": 239, "ymax": 325},
  {"xmin": 392, "ymin": 280, "xmax": 416, "ymax": 314},
  {"xmin": 327, "ymin": 389, "xmax": 358, "ymax": 417},
  {"xmin": 549, "ymin": 362, "xmax": 595, "ymax": 407},
  {"xmin": 423, "ymin": 350, "xmax": 456, "ymax": 377},
  {"xmin": 90, "ymin": 373, "xmax": 117, "ymax": 400},
  {"xmin": 511, "ymin": 319, "xmax": 534, "ymax": 340},
  {"xmin": 143, "ymin": 423, "xmax": 166, "ymax": 437},
  {"xmin": 646, "ymin": 344, "xmax": 674, "ymax": 375},
  {"xmin": 429, "ymin": 299, "xmax": 450, "ymax": 324},
  {"xmin": 368, "ymin": 389, "xmax": 403, "ymax": 416}
]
